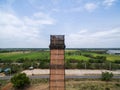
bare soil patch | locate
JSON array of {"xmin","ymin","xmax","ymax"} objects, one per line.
[
  {"xmin": 26, "ymin": 84, "xmax": 49, "ymax": 90},
  {"xmin": 22, "ymin": 69, "xmax": 120, "ymax": 76},
  {"xmin": 1, "ymin": 83, "xmax": 13, "ymax": 90}
]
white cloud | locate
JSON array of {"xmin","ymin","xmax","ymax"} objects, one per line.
[
  {"xmin": 66, "ymin": 28, "xmax": 120, "ymax": 48},
  {"xmin": 84, "ymin": 3, "xmax": 98, "ymax": 12},
  {"xmin": 103, "ymin": 0, "xmax": 116, "ymax": 7},
  {"xmin": 24, "ymin": 12, "xmax": 54, "ymax": 26},
  {"xmin": 0, "ymin": 0, "xmax": 119, "ymax": 48},
  {"xmin": 0, "ymin": 11, "xmax": 55, "ymax": 48}
]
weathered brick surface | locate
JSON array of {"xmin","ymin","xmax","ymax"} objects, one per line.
[
  {"xmin": 50, "ymin": 50, "xmax": 64, "ymax": 55},
  {"xmin": 50, "ymin": 87, "xmax": 64, "ymax": 90},
  {"xmin": 50, "ymin": 75, "xmax": 64, "ymax": 80},
  {"xmin": 50, "ymin": 69, "xmax": 65, "ymax": 75},
  {"xmin": 50, "ymin": 49, "xmax": 65, "ymax": 90},
  {"xmin": 50, "ymin": 81, "xmax": 65, "ymax": 87},
  {"xmin": 50, "ymin": 55, "xmax": 64, "ymax": 60}
]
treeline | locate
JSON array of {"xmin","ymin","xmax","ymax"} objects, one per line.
[
  {"xmin": 0, "ymin": 58, "xmax": 49, "ymax": 75},
  {"xmin": 65, "ymin": 60, "xmax": 120, "ymax": 70}
]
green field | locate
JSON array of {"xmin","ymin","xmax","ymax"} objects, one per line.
[
  {"xmin": 0, "ymin": 51, "xmax": 49, "ymax": 61},
  {"xmin": 0, "ymin": 50, "xmax": 120, "ymax": 73},
  {"xmin": 66, "ymin": 55, "xmax": 90, "ymax": 61},
  {"xmin": 0, "ymin": 50, "xmax": 120, "ymax": 62}
]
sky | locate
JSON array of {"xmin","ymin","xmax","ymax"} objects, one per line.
[{"xmin": 0, "ymin": 0, "xmax": 120, "ymax": 48}]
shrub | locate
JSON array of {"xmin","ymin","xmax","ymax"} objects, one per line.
[
  {"xmin": 39, "ymin": 61, "xmax": 49, "ymax": 69},
  {"xmin": 101, "ymin": 72, "xmax": 113, "ymax": 81},
  {"xmin": 11, "ymin": 73, "xmax": 30, "ymax": 89},
  {"xmin": 65, "ymin": 61, "xmax": 72, "ymax": 69},
  {"xmin": 77, "ymin": 62, "xmax": 85, "ymax": 69},
  {"xmin": 114, "ymin": 60, "xmax": 120, "ymax": 64},
  {"xmin": 83, "ymin": 54, "xmax": 93, "ymax": 58}
]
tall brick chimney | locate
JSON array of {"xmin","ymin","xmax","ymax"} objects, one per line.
[{"xmin": 49, "ymin": 35, "xmax": 65, "ymax": 90}]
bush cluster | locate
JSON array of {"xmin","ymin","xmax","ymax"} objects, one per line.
[
  {"xmin": 11, "ymin": 73, "xmax": 30, "ymax": 89},
  {"xmin": 101, "ymin": 72, "xmax": 113, "ymax": 81}
]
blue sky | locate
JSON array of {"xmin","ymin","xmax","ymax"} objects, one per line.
[{"xmin": 0, "ymin": 0, "xmax": 120, "ymax": 48}]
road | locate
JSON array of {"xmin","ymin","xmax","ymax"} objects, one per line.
[{"xmin": 0, "ymin": 75, "xmax": 120, "ymax": 80}]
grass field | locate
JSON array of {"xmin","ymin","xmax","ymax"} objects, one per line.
[
  {"xmin": 66, "ymin": 55, "xmax": 90, "ymax": 61},
  {"xmin": 0, "ymin": 51, "xmax": 49, "ymax": 61},
  {"xmin": 106, "ymin": 55, "xmax": 120, "ymax": 61},
  {"xmin": 0, "ymin": 50, "xmax": 120, "ymax": 62},
  {"xmin": 83, "ymin": 52, "xmax": 120, "ymax": 61},
  {"xmin": 66, "ymin": 79, "xmax": 120, "ymax": 90}
]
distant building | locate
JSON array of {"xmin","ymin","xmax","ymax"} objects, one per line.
[{"xmin": 107, "ymin": 50, "xmax": 120, "ymax": 55}]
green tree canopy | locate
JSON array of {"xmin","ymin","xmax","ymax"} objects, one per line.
[{"xmin": 11, "ymin": 73, "xmax": 30, "ymax": 89}]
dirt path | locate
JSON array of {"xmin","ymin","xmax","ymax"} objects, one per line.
[
  {"xmin": 22, "ymin": 69, "xmax": 120, "ymax": 76},
  {"xmin": 1, "ymin": 83, "xmax": 13, "ymax": 90}
]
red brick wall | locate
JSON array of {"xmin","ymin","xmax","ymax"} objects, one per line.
[{"xmin": 50, "ymin": 49, "xmax": 65, "ymax": 90}]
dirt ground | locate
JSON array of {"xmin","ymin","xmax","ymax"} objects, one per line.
[
  {"xmin": 1, "ymin": 80, "xmax": 120, "ymax": 90},
  {"xmin": 1, "ymin": 83, "xmax": 49, "ymax": 90},
  {"xmin": 1, "ymin": 69, "xmax": 120, "ymax": 90},
  {"xmin": 1, "ymin": 83, "xmax": 13, "ymax": 90},
  {"xmin": 26, "ymin": 84, "xmax": 49, "ymax": 90},
  {"xmin": 22, "ymin": 69, "xmax": 120, "ymax": 76}
]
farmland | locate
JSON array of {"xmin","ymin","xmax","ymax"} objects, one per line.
[
  {"xmin": 0, "ymin": 49, "xmax": 120, "ymax": 62},
  {"xmin": 0, "ymin": 51, "xmax": 49, "ymax": 61},
  {"xmin": 0, "ymin": 49, "xmax": 120, "ymax": 74},
  {"xmin": 0, "ymin": 49, "xmax": 120, "ymax": 90}
]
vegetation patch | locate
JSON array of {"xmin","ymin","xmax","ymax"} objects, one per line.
[
  {"xmin": 1, "ymin": 79, "xmax": 120, "ymax": 90},
  {"xmin": 0, "ymin": 50, "xmax": 120, "ymax": 74},
  {"xmin": 66, "ymin": 80, "xmax": 120, "ymax": 90},
  {"xmin": 11, "ymin": 73, "xmax": 30, "ymax": 89}
]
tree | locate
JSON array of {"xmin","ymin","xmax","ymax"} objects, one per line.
[
  {"xmin": 22, "ymin": 62, "xmax": 31, "ymax": 69},
  {"xmin": 39, "ymin": 61, "xmax": 49, "ymax": 69},
  {"xmin": 11, "ymin": 65, "xmax": 21, "ymax": 73},
  {"xmin": 65, "ymin": 61, "xmax": 72, "ymax": 69},
  {"xmin": 114, "ymin": 60, "xmax": 120, "ymax": 64},
  {"xmin": 77, "ymin": 61, "xmax": 84, "ymax": 69},
  {"xmin": 11, "ymin": 73, "xmax": 30, "ymax": 89},
  {"xmin": 101, "ymin": 72, "xmax": 113, "ymax": 81}
]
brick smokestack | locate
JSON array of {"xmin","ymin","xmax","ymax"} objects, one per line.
[{"xmin": 49, "ymin": 35, "xmax": 65, "ymax": 90}]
